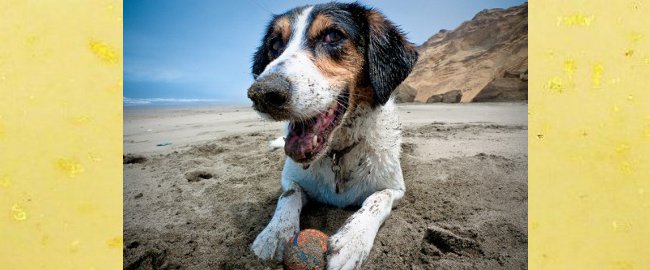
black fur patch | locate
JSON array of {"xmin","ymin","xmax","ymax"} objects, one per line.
[
  {"xmin": 251, "ymin": 6, "xmax": 309, "ymax": 78},
  {"xmin": 365, "ymin": 11, "xmax": 418, "ymax": 107},
  {"xmin": 251, "ymin": 18, "xmax": 277, "ymax": 78}
]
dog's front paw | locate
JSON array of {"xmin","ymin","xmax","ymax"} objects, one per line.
[
  {"xmin": 326, "ymin": 227, "xmax": 375, "ymax": 270},
  {"xmin": 251, "ymin": 222, "xmax": 298, "ymax": 261}
]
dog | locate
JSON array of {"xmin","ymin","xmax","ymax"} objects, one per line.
[{"xmin": 247, "ymin": 2, "xmax": 417, "ymax": 269}]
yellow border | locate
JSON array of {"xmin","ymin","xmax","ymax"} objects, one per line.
[
  {"xmin": 530, "ymin": 0, "xmax": 650, "ymax": 268},
  {"xmin": 0, "ymin": 1, "xmax": 123, "ymax": 269}
]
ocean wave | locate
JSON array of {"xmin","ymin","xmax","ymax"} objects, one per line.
[{"xmin": 123, "ymin": 97, "xmax": 221, "ymax": 105}]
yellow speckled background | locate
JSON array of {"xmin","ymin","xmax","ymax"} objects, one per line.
[
  {"xmin": 530, "ymin": 0, "xmax": 650, "ymax": 269},
  {"xmin": 0, "ymin": 1, "xmax": 122, "ymax": 269}
]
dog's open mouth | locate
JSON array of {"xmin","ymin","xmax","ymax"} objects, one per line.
[{"xmin": 284, "ymin": 91, "xmax": 349, "ymax": 163}]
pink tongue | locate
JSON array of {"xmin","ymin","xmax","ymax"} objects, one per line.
[
  {"xmin": 284, "ymin": 108, "xmax": 336, "ymax": 162},
  {"xmin": 285, "ymin": 125, "xmax": 317, "ymax": 162}
]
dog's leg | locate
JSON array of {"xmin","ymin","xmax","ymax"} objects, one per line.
[
  {"xmin": 327, "ymin": 188, "xmax": 404, "ymax": 270},
  {"xmin": 251, "ymin": 182, "xmax": 306, "ymax": 261}
]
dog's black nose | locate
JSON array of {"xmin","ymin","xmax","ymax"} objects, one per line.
[{"xmin": 247, "ymin": 74, "xmax": 292, "ymax": 114}]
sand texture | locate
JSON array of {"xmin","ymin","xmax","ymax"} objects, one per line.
[{"xmin": 124, "ymin": 103, "xmax": 527, "ymax": 269}]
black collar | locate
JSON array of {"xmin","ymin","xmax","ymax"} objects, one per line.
[{"xmin": 328, "ymin": 140, "xmax": 360, "ymax": 193}]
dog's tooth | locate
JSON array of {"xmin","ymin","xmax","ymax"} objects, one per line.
[{"xmin": 312, "ymin": 135, "xmax": 318, "ymax": 145}]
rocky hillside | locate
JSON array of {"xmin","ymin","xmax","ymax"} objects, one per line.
[{"xmin": 397, "ymin": 3, "xmax": 528, "ymax": 103}]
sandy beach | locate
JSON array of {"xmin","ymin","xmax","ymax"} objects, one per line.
[{"xmin": 123, "ymin": 102, "xmax": 528, "ymax": 269}]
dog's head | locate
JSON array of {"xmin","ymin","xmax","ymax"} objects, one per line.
[{"xmin": 248, "ymin": 2, "xmax": 418, "ymax": 164}]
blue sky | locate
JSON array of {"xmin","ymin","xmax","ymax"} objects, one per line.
[{"xmin": 124, "ymin": 0, "xmax": 526, "ymax": 105}]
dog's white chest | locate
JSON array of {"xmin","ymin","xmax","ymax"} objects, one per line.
[
  {"xmin": 281, "ymin": 141, "xmax": 403, "ymax": 208},
  {"xmin": 283, "ymin": 157, "xmax": 371, "ymax": 207}
]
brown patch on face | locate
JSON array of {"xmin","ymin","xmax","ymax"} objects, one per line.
[
  {"xmin": 307, "ymin": 14, "xmax": 372, "ymax": 109},
  {"xmin": 349, "ymin": 84, "xmax": 374, "ymax": 109},
  {"xmin": 310, "ymin": 41, "xmax": 361, "ymax": 83},
  {"xmin": 310, "ymin": 42, "xmax": 372, "ymax": 108},
  {"xmin": 273, "ymin": 16, "xmax": 292, "ymax": 42},
  {"xmin": 307, "ymin": 14, "xmax": 371, "ymax": 109},
  {"xmin": 347, "ymin": 60, "xmax": 374, "ymax": 110},
  {"xmin": 308, "ymin": 14, "xmax": 334, "ymax": 39}
]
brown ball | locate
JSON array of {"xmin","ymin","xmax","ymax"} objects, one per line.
[{"xmin": 283, "ymin": 229, "xmax": 328, "ymax": 270}]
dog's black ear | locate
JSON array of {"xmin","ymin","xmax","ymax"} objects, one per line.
[
  {"xmin": 252, "ymin": 45, "xmax": 268, "ymax": 79},
  {"xmin": 251, "ymin": 19, "xmax": 276, "ymax": 79},
  {"xmin": 365, "ymin": 10, "xmax": 418, "ymax": 107}
]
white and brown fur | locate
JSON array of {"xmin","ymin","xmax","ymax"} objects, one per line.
[{"xmin": 247, "ymin": 3, "xmax": 417, "ymax": 269}]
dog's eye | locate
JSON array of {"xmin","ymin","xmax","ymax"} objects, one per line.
[
  {"xmin": 322, "ymin": 30, "xmax": 343, "ymax": 44},
  {"xmin": 269, "ymin": 38, "xmax": 284, "ymax": 56},
  {"xmin": 271, "ymin": 39, "xmax": 282, "ymax": 51}
]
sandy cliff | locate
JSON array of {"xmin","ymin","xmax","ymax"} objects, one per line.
[{"xmin": 398, "ymin": 3, "xmax": 528, "ymax": 103}]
